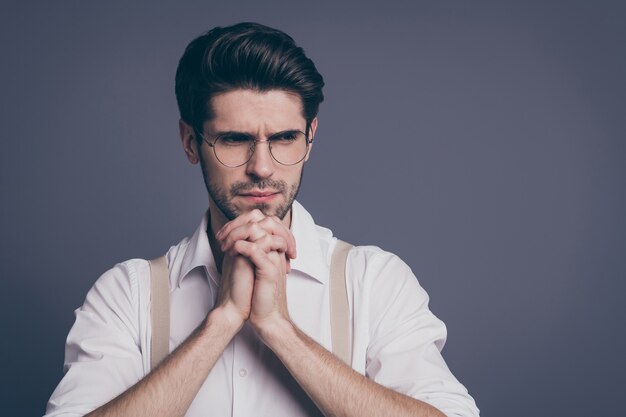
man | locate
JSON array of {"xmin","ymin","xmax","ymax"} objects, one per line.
[{"xmin": 45, "ymin": 22, "xmax": 479, "ymax": 417}]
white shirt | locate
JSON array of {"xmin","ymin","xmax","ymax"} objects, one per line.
[{"xmin": 45, "ymin": 201, "xmax": 479, "ymax": 417}]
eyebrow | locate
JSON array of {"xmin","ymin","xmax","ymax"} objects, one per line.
[
  {"xmin": 213, "ymin": 131, "xmax": 255, "ymax": 138},
  {"xmin": 268, "ymin": 129, "xmax": 304, "ymax": 139},
  {"xmin": 213, "ymin": 129, "xmax": 304, "ymax": 138}
]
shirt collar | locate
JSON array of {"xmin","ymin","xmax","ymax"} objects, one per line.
[
  {"xmin": 175, "ymin": 210, "xmax": 217, "ymax": 288},
  {"xmin": 289, "ymin": 200, "xmax": 329, "ymax": 284},
  {"xmin": 175, "ymin": 200, "xmax": 329, "ymax": 287}
]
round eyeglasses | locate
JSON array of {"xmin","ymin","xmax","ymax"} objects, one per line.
[{"xmin": 197, "ymin": 128, "xmax": 313, "ymax": 168}]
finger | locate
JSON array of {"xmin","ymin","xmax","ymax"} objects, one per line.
[
  {"xmin": 220, "ymin": 222, "xmax": 267, "ymax": 252},
  {"xmin": 227, "ymin": 234, "xmax": 288, "ymax": 257},
  {"xmin": 272, "ymin": 216, "xmax": 297, "ymax": 259},
  {"xmin": 216, "ymin": 210, "xmax": 296, "ymax": 263},
  {"xmin": 258, "ymin": 216, "xmax": 297, "ymax": 259},
  {"xmin": 232, "ymin": 240, "xmax": 281, "ymax": 276},
  {"xmin": 216, "ymin": 209, "xmax": 265, "ymax": 240},
  {"xmin": 267, "ymin": 250, "xmax": 287, "ymax": 276}
]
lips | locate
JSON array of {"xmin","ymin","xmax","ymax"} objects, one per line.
[
  {"xmin": 237, "ymin": 190, "xmax": 280, "ymax": 203},
  {"xmin": 238, "ymin": 190, "xmax": 280, "ymax": 197}
]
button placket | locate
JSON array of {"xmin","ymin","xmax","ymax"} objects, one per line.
[{"xmin": 231, "ymin": 326, "xmax": 256, "ymax": 417}]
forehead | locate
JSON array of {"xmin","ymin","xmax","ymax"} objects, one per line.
[{"xmin": 206, "ymin": 89, "xmax": 305, "ymax": 133}]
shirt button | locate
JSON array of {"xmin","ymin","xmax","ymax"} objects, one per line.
[{"xmin": 239, "ymin": 368, "xmax": 247, "ymax": 377}]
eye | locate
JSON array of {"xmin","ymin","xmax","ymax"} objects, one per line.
[
  {"xmin": 271, "ymin": 131, "xmax": 301, "ymax": 143},
  {"xmin": 219, "ymin": 134, "xmax": 251, "ymax": 146}
]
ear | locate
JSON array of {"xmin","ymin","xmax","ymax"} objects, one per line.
[
  {"xmin": 179, "ymin": 119, "xmax": 200, "ymax": 164},
  {"xmin": 304, "ymin": 117, "xmax": 318, "ymax": 162}
]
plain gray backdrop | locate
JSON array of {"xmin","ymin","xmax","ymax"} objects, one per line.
[{"xmin": 2, "ymin": 1, "xmax": 625, "ymax": 416}]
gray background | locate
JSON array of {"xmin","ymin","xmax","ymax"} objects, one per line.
[{"xmin": 1, "ymin": 1, "xmax": 625, "ymax": 416}]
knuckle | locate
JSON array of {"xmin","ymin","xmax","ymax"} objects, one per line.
[
  {"xmin": 268, "ymin": 251, "xmax": 281, "ymax": 262},
  {"xmin": 252, "ymin": 226, "xmax": 266, "ymax": 241},
  {"xmin": 259, "ymin": 217, "xmax": 274, "ymax": 231},
  {"xmin": 234, "ymin": 240, "xmax": 246, "ymax": 252},
  {"xmin": 250, "ymin": 223, "xmax": 261, "ymax": 234}
]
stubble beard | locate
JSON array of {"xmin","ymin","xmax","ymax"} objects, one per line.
[{"xmin": 200, "ymin": 159, "xmax": 304, "ymax": 221}]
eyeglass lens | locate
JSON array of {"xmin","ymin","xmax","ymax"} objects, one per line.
[{"xmin": 213, "ymin": 131, "xmax": 308, "ymax": 167}]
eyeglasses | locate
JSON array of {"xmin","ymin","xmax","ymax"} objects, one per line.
[{"xmin": 196, "ymin": 128, "xmax": 313, "ymax": 167}]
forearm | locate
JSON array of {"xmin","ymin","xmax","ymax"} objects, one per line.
[
  {"xmin": 86, "ymin": 307, "xmax": 241, "ymax": 417},
  {"xmin": 260, "ymin": 320, "xmax": 446, "ymax": 417}
]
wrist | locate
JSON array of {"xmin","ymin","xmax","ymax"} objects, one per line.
[
  {"xmin": 204, "ymin": 305, "xmax": 245, "ymax": 337},
  {"xmin": 254, "ymin": 315, "xmax": 297, "ymax": 347}
]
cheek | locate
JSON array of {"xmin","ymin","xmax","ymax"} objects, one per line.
[
  {"xmin": 285, "ymin": 167, "xmax": 304, "ymax": 186},
  {"xmin": 208, "ymin": 165, "xmax": 249, "ymax": 190}
]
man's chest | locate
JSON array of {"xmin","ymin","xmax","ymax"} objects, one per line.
[{"xmin": 167, "ymin": 268, "xmax": 331, "ymax": 416}]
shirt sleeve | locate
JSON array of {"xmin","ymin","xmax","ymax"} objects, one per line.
[
  {"xmin": 44, "ymin": 261, "xmax": 146, "ymax": 417},
  {"xmin": 356, "ymin": 247, "xmax": 480, "ymax": 417}
]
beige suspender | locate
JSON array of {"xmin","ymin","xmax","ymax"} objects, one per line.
[
  {"xmin": 148, "ymin": 255, "xmax": 170, "ymax": 370},
  {"xmin": 148, "ymin": 239, "xmax": 353, "ymax": 370},
  {"xmin": 329, "ymin": 239, "xmax": 353, "ymax": 365}
]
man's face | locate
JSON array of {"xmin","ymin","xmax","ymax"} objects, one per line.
[{"xmin": 190, "ymin": 89, "xmax": 315, "ymax": 223}]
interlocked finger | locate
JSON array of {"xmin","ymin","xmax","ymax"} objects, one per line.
[
  {"xmin": 216, "ymin": 209, "xmax": 265, "ymax": 240},
  {"xmin": 220, "ymin": 222, "xmax": 268, "ymax": 253},
  {"xmin": 217, "ymin": 211, "xmax": 297, "ymax": 259},
  {"xmin": 256, "ymin": 216, "xmax": 297, "ymax": 259},
  {"xmin": 231, "ymin": 240, "xmax": 282, "ymax": 276},
  {"xmin": 227, "ymin": 234, "xmax": 288, "ymax": 257}
]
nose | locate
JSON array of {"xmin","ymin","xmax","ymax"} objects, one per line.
[{"xmin": 245, "ymin": 140, "xmax": 275, "ymax": 179}]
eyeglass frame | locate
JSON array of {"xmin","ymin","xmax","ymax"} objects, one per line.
[{"xmin": 193, "ymin": 124, "xmax": 313, "ymax": 168}]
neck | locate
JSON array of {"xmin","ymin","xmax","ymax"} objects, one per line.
[{"xmin": 206, "ymin": 205, "xmax": 228, "ymax": 273}]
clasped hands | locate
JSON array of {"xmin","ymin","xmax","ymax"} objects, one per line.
[{"xmin": 213, "ymin": 209, "xmax": 297, "ymax": 336}]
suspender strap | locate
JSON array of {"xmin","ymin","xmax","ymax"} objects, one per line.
[
  {"xmin": 329, "ymin": 239, "xmax": 353, "ymax": 365},
  {"xmin": 148, "ymin": 239, "xmax": 353, "ymax": 371},
  {"xmin": 149, "ymin": 255, "xmax": 170, "ymax": 370}
]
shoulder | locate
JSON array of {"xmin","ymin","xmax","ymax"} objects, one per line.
[
  {"xmin": 89, "ymin": 258, "xmax": 149, "ymax": 294},
  {"xmin": 347, "ymin": 244, "xmax": 407, "ymax": 269},
  {"xmin": 346, "ymin": 244, "xmax": 423, "ymax": 293},
  {"xmin": 345, "ymin": 244, "xmax": 439, "ymax": 336},
  {"xmin": 83, "ymin": 230, "xmax": 191, "ymax": 308},
  {"xmin": 80, "ymin": 259, "xmax": 151, "ymax": 325}
]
